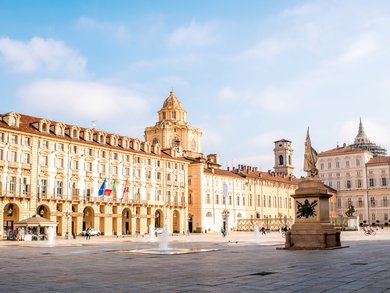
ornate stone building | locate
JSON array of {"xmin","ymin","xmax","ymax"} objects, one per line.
[
  {"xmin": 145, "ymin": 92, "xmax": 298, "ymax": 233},
  {"xmin": 318, "ymin": 119, "xmax": 390, "ymax": 226},
  {"xmin": 144, "ymin": 90, "xmax": 203, "ymax": 159},
  {"xmin": 0, "ymin": 111, "xmax": 188, "ymax": 239}
]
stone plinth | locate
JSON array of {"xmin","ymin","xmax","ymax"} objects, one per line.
[{"xmin": 285, "ymin": 177, "xmax": 341, "ymax": 249}]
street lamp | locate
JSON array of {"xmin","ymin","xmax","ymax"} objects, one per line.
[{"xmin": 63, "ymin": 212, "xmax": 71, "ymax": 239}]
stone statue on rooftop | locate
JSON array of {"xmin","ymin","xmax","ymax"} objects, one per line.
[{"xmin": 304, "ymin": 127, "xmax": 319, "ymax": 178}]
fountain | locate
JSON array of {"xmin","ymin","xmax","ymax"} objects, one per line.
[
  {"xmin": 119, "ymin": 225, "xmax": 217, "ymax": 255},
  {"xmin": 159, "ymin": 226, "xmax": 169, "ymax": 250},
  {"xmin": 253, "ymin": 225, "xmax": 260, "ymax": 244},
  {"xmin": 149, "ymin": 224, "xmax": 156, "ymax": 242},
  {"xmin": 47, "ymin": 226, "xmax": 55, "ymax": 246}
]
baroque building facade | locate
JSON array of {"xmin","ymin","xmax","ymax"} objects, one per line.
[
  {"xmin": 317, "ymin": 120, "xmax": 390, "ymax": 226},
  {"xmin": 1, "ymin": 111, "xmax": 188, "ymax": 239},
  {"xmin": 2, "ymin": 91, "xmax": 300, "ymax": 239},
  {"xmin": 145, "ymin": 91, "xmax": 298, "ymax": 233}
]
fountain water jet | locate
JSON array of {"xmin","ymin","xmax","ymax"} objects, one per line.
[
  {"xmin": 47, "ymin": 226, "xmax": 55, "ymax": 246},
  {"xmin": 159, "ymin": 226, "xmax": 169, "ymax": 250},
  {"xmin": 149, "ymin": 224, "xmax": 156, "ymax": 242},
  {"xmin": 253, "ymin": 225, "xmax": 260, "ymax": 244}
]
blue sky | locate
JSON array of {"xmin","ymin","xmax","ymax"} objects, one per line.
[{"xmin": 1, "ymin": 0, "xmax": 390, "ymax": 176}]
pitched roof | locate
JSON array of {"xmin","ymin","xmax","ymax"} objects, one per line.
[
  {"xmin": 319, "ymin": 146, "xmax": 367, "ymax": 156},
  {"xmin": 367, "ymin": 156, "xmax": 390, "ymax": 165},
  {"xmin": 0, "ymin": 112, "xmax": 185, "ymax": 161}
]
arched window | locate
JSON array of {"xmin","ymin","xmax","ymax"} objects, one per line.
[
  {"xmin": 279, "ymin": 155, "xmax": 284, "ymax": 166},
  {"xmin": 237, "ymin": 213, "xmax": 242, "ymax": 218},
  {"xmin": 206, "ymin": 212, "xmax": 212, "ymax": 217},
  {"xmin": 153, "ymin": 137, "xmax": 159, "ymax": 145}
]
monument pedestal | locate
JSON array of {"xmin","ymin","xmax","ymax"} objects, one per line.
[{"xmin": 285, "ymin": 177, "xmax": 341, "ymax": 249}]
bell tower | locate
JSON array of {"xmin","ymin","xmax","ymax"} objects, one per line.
[
  {"xmin": 273, "ymin": 139, "xmax": 294, "ymax": 176},
  {"xmin": 144, "ymin": 91, "xmax": 202, "ymax": 157}
]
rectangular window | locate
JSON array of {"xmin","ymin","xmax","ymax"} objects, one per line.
[
  {"xmin": 0, "ymin": 132, "xmax": 4, "ymax": 142},
  {"xmin": 22, "ymin": 177, "xmax": 29, "ymax": 194},
  {"xmin": 10, "ymin": 151, "xmax": 17, "ymax": 163},
  {"xmin": 40, "ymin": 179, "xmax": 47, "ymax": 195},
  {"xmin": 124, "ymin": 155, "xmax": 129, "ymax": 162},
  {"xmin": 23, "ymin": 153, "xmax": 30, "ymax": 164},
  {"xmin": 336, "ymin": 162, "xmax": 340, "ymax": 168},
  {"xmin": 384, "ymin": 197, "xmax": 388, "ymax": 207},
  {"xmin": 268, "ymin": 196, "xmax": 271, "ymax": 207},
  {"xmin": 85, "ymin": 148, "xmax": 93, "ymax": 156},
  {"xmin": 382, "ymin": 178, "xmax": 387, "ymax": 186},
  {"xmin": 112, "ymin": 166, "xmax": 118, "ymax": 175},
  {"xmin": 320, "ymin": 163, "xmax": 324, "ymax": 170},
  {"xmin": 41, "ymin": 156, "xmax": 48, "ymax": 166},
  {"xmin": 370, "ymin": 197, "xmax": 375, "ymax": 207},
  {"xmin": 385, "ymin": 213, "xmax": 389, "ymax": 221},
  {"xmin": 357, "ymin": 179, "xmax": 362, "ymax": 188},
  {"xmin": 56, "ymin": 181, "xmax": 63, "ymax": 196},
  {"xmin": 112, "ymin": 152, "xmax": 118, "ymax": 160},
  {"xmin": 41, "ymin": 140, "xmax": 49, "ymax": 149},
  {"xmin": 215, "ymin": 194, "xmax": 219, "ymax": 205},
  {"xmin": 0, "ymin": 149, "xmax": 3, "ymax": 160},
  {"xmin": 72, "ymin": 160, "xmax": 78, "ymax": 170},
  {"xmin": 243, "ymin": 196, "xmax": 246, "ymax": 206},
  {"xmin": 99, "ymin": 164, "xmax": 105, "ymax": 173},
  {"xmin": 346, "ymin": 180, "xmax": 351, "ymax": 189},
  {"xmin": 85, "ymin": 162, "xmax": 92, "ymax": 172},
  {"xmin": 57, "ymin": 158, "xmax": 64, "ymax": 168},
  {"xmin": 57, "ymin": 143, "xmax": 64, "ymax": 151},
  {"xmin": 206, "ymin": 194, "xmax": 210, "ymax": 204},
  {"xmin": 328, "ymin": 162, "xmax": 331, "ymax": 169},
  {"xmin": 257, "ymin": 195, "xmax": 261, "ymax": 206},
  {"xmin": 229, "ymin": 195, "xmax": 232, "ymax": 205},
  {"xmin": 124, "ymin": 167, "xmax": 130, "ymax": 176},
  {"xmin": 9, "ymin": 176, "xmax": 16, "ymax": 193},
  {"xmin": 10, "ymin": 135, "xmax": 17, "ymax": 144},
  {"xmin": 22, "ymin": 136, "xmax": 31, "ymax": 146},
  {"xmin": 337, "ymin": 198, "xmax": 341, "ymax": 209},
  {"xmin": 336, "ymin": 181, "xmax": 340, "ymax": 189},
  {"xmin": 358, "ymin": 198, "xmax": 363, "ymax": 208},
  {"xmin": 237, "ymin": 196, "xmax": 240, "ymax": 206},
  {"xmin": 346, "ymin": 161, "xmax": 349, "ymax": 167},
  {"xmin": 356, "ymin": 159, "xmax": 360, "ymax": 166},
  {"xmin": 369, "ymin": 178, "xmax": 375, "ymax": 187}
]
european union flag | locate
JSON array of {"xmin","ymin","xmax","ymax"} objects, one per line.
[{"xmin": 98, "ymin": 179, "xmax": 107, "ymax": 196}]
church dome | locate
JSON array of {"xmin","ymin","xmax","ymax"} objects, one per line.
[{"xmin": 163, "ymin": 90, "xmax": 183, "ymax": 109}]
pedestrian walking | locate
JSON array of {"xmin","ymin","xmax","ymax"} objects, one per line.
[{"xmin": 220, "ymin": 227, "xmax": 226, "ymax": 237}]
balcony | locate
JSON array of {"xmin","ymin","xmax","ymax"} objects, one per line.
[
  {"xmin": 21, "ymin": 163, "xmax": 31, "ymax": 170},
  {"xmin": 8, "ymin": 162, "xmax": 18, "ymax": 169}
]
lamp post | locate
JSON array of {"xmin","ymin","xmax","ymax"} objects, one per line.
[{"xmin": 64, "ymin": 212, "xmax": 71, "ymax": 239}]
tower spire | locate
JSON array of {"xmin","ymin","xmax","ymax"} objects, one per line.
[{"xmin": 354, "ymin": 118, "xmax": 370, "ymax": 144}]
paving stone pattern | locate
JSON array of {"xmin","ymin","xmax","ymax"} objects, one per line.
[{"xmin": 0, "ymin": 231, "xmax": 389, "ymax": 292}]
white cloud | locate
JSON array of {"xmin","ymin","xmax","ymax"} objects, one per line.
[
  {"xmin": 0, "ymin": 37, "xmax": 86, "ymax": 75},
  {"xmin": 168, "ymin": 21, "xmax": 215, "ymax": 48},
  {"xmin": 217, "ymin": 87, "xmax": 237, "ymax": 102},
  {"xmin": 77, "ymin": 17, "xmax": 130, "ymax": 41},
  {"xmin": 19, "ymin": 79, "xmax": 149, "ymax": 127},
  {"xmin": 240, "ymin": 39, "xmax": 295, "ymax": 62},
  {"xmin": 340, "ymin": 33, "xmax": 379, "ymax": 62}
]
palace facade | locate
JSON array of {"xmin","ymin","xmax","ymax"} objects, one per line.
[
  {"xmin": 0, "ymin": 111, "xmax": 188, "ymax": 238},
  {"xmin": 318, "ymin": 120, "xmax": 390, "ymax": 226},
  {"xmin": 2, "ymin": 91, "xmax": 299, "ymax": 239}
]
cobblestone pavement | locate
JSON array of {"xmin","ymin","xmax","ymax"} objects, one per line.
[{"xmin": 1, "ymin": 230, "xmax": 390, "ymax": 293}]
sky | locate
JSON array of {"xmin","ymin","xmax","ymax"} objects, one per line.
[{"xmin": 1, "ymin": 0, "xmax": 390, "ymax": 176}]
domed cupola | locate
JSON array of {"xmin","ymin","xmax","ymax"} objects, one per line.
[
  {"xmin": 163, "ymin": 90, "xmax": 183, "ymax": 109},
  {"xmin": 158, "ymin": 90, "xmax": 187, "ymax": 123}
]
